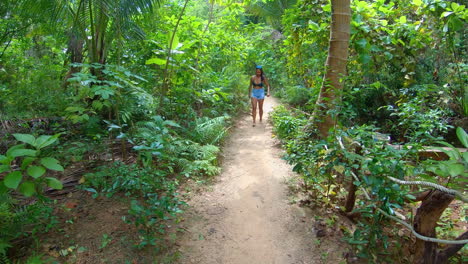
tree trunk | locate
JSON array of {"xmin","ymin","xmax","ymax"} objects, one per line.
[
  {"xmin": 412, "ymin": 190, "xmax": 454, "ymax": 264},
  {"xmin": 308, "ymin": 0, "xmax": 350, "ymax": 139},
  {"xmin": 62, "ymin": 32, "xmax": 84, "ymax": 88},
  {"xmin": 344, "ymin": 178, "xmax": 356, "ymax": 212}
]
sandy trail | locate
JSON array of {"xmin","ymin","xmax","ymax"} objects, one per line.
[{"xmin": 177, "ymin": 97, "xmax": 319, "ymax": 264}]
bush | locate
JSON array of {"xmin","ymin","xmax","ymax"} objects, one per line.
[{"xmin": 270, "ymin": 105, "xmax": 307, "ymax": 140}]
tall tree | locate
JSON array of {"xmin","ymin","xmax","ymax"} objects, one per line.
[{"xmin": 309, "ymin": 0, "xmax": 350, "ymax": 138}]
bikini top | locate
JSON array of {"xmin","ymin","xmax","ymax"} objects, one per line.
[{"xmin": 251, "ymin": 77, "xmax": 263, "ymax": 87}]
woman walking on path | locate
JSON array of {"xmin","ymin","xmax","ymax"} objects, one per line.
[{"xmin": 248, "ymin": 65, "xmax": 271, "ymax": 126}]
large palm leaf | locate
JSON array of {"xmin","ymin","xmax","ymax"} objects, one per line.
[
  {"xmin": 22, "ymin": 0, "xmax": 160, "ymax": 65},
  {"xmin": 246, "ymin": 0, "xmax": 298, "ymax": 29}
]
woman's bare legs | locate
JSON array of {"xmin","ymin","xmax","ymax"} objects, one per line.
[
  {"xmin": 251, "ymin": 97, "xmax": 258, "ymax": 126},
  {"xmin": 258, "ymin": 99, "xmax": 264, "ymax": 122}
]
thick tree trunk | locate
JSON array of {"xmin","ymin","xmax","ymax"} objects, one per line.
[
  {"xmin": 344, "ymin": 179, "xmax": 356, "ymax": 212},
  {"xmin": 309, "ymin": 0, "xmax": 350, "ymax": 138},
  {"xmin": 413, "ymin": 190, "xmax": 454, "ymax": 264},
  {"xmin": 62, "ymin": 32, "xmax": 84, "ymax": 88}
]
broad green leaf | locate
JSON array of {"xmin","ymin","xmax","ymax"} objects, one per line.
[
  {"xmin": 92, "ymin": 86, "xmax": 114, "ymax": 100},
  {"xmin": 0, "ymin": 165, "xmax": 10, "ymax": 173},
  {"xmin": 40, "ymin": 157, "xmax": 64, "ymax": 171},
  {"xmin": 456, "ymin": 127, "xmax": 468, "ymax": 148},
  {"xmin": 462, "ymin": 152, "xmax": 468, "ymax": 162},
  {"xmin": 434, "ymin": 144, "xmax": 461, "ymax": 160},
  {"xmin": 399, "ymin": 16, "xmax": 407, "ymax": 23},
  {"xmin": 4, "ymin": 171, "xmax": 22, "ymax": 189},
  {"xmin": 308, "ymin": 21, "xmax": 319, "ymax": 31},
  {"xmin": 145, "ymin": 57, "xmax": 166, "ymax": 65},
  {"xmin": 448, "ymin": 164, "xmax": 465, "ymax": 177},
  {"xmin": 46, "ymin": 177, "xmax": 63, "ymax": 190},
  {"xmin": 441, "ymin": 11, "xmax": 453, "ymax": 18},
  {"xmin": 413, "ymin": 0, "xmax": 422, "ymax": 6},
  {"xmin": 405, "ymin": 194, "xmax": 416, "ymax": 201},
  {"xmin": 36, "ymin": 134, "xmax": 59, "ymax": 149},
  {"xmin": 13, "ymin": 134, "xmax": 36, "ymax": 146},
  {"xmin": 27, "ymin": 166, "xmax": 46, "ymax": 179},
  {"xmin": 0, "ymin": 155, "xmax": 8, "ymax": 164},
  {"xmin": 6, "ymin": 144, "xmax": 25, "ymax": 157},
  {"xmin": 170, "ymin": 34, "xmax": 180, "ymax": 50},
  {"xmin": 19, "ymin": 181, "xmax": 36, "ymax": 197},
  {"xmin": 451, "ymin": 2, "xmax": 461, "ymax": 11},
  {"xmin": 163, "ymin": 120, "xmax": 181, "ymax": 128},
  {"xmin": 0, "ymin": 183, "xmax": 7, "ymax": 194},
  {"xmin": 355, "ymin": 39, "xmax": 367, "ymax": 49},
  {"xmin": 359, "ymin": 53, "xmax": 371, "ymax": 64},
  {"xmin": 65, "ymin": 106, "xmax": 86, "ymax": 113},
  {"xmin": 384, "ymin": 52, "xmax": 393, "ymax": 60},
  {"xmin": 448, "ymin": 17, "xmax": 464, "ymax": 31},
  {"xmin": 10, "ymin": 149, "xmax": 37, "ymax": 158},
  {"xmin": 21, "ymin": 157, "xmax": 36, "ymax": 170}
]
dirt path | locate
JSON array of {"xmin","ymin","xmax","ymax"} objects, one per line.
[{"xmin": 176, "ymin": 97, "xmax": 323, "ymax": 264}]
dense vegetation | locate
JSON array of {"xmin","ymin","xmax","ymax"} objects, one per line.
[{"xmin": 0, "ymin": 0, "xmax": 466, "ymax": 263}]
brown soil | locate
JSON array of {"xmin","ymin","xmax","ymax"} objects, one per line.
[{"xmin": 174, "ymin": 97, "xmax": 348, "ymax": 264}]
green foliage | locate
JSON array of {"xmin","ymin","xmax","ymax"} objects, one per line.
[
  {"xmin": 0, "ymin": 194, "xmax": 57, "ymax": 263},
  {"xmin": 130, "ymin": 115, "xmax": 180, "ymax": 168},
  {"xmin": 66, "ymin": 63, "xmax": 152, "ymax": 125},
  {"xmin": 421, "ymin": 127, "xmax": 468, "ymax": 188},
  {"xmin": 82, "ymin": 162, "xmax": 184, "ymax": 249},
  {"xmin": 171, "ymin": 142, "xmax": 220, "ymax": 177},
  {"xmin": 189, "ymin": 116, "xmax": 231, "ymax": 145},
  {"xmin": 0, "ymin": 134, "xmax": 63, "ymax": 197},
  {"xmin": 82, "ymin": 162, "xmax": 172, "ymax": 198},
  {"xmin": 384, "ymin": 84, "xmax": 454, "ymax": 143},
  {"xmin": 124, "ymin": 194, "xmax": 184, "ymax": 249},
  {"xmin": 272, "ymin": 111, "xmax": 424, "ymax": 259},
  {"xmin": 276, "ymin": 85, "xmax": 317, "ymax": 107},
  {"xmin": 270, "ymin": 105, "xmax": 307, "ymax": 140}
]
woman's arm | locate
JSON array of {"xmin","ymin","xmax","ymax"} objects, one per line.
[
  {"xmin": 264, "ymin": 77, "xmax": 271, "ymax": 97},
  {"xmin": 248, "ymin": 76, "xmax": 253, "ymax": 98}
]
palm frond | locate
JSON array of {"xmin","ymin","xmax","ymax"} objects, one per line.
[{"xmin": 246, "ymin": 0, "xmax": 298, "ymax": 29}]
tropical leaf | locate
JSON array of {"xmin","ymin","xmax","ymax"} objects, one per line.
[
  {"xmin": 46, "ymin": 177, "xmax": 63, "ymax": 190},
  {"xmin": 456, "ymin": 127, "xmax": 468, "ymax": 148},
  {"xmin": 13, "ymin": 134, "xmax": 36, "ymax": 146},
  {"xmin": 40, "ymin": 157, "xmax": 64, "ymax": 171},
  {"xmin": 18, "ymin": 181, "xmax": 36, "ymax": 197},
  {"xmin": 4, "ymin": 171, "xmax": 22, "ymax": 189}
]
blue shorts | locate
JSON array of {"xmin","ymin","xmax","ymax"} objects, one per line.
[{"xmin": 251, "ymin": 89, "xmax": 265, "ymax": 100}]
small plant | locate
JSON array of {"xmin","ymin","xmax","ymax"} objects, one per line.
[
  {"xmin": 0, "ymin": 194, "xmax": 57, "ymax": 263},
  {"xmin": 99, "ymin": 234, "xmax": 113, "ymax": 249},
  {"xmin": 422, "ymin": 127, "xmax": 468, "ymax": 188},
  {"xmin": 0, "ymin": 133, "xmax": 64, "ymax": 197},
  {"xmin": 270, "ymin": 105, "xmax": 307, "ymax": 140},
  {"xmin": 124, "ymin": 194, "xmax": 185, "ymax": 249}
]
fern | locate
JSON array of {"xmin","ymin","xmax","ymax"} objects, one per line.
[
  {"xmin": 168, "ymin": 141, "xmax": 221, "ymax": 177},
  {"xmin": 191, "ymin": 116, "xmax": 230, "ymax": 145},
  {"xmin": 0, "ymin": 251, "xmax": 11, "ymax": 264}
]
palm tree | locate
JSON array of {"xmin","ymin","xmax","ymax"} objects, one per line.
[
  {"xmin": 309, "ymin": 0, "xmax": 350, "ymax": 138},
  {"xmin": 24, "ymin": 0, "xmax": 160, "ymax": 77}
]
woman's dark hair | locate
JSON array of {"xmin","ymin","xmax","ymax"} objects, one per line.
[{"xmin": 256, "ymin": 66, "xmax": 265, "ymax": 81}]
